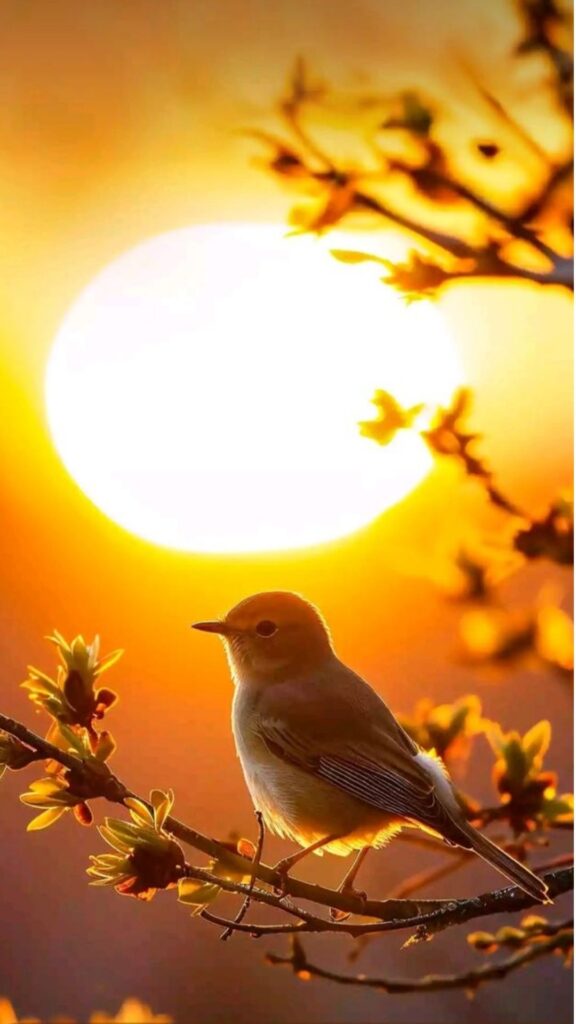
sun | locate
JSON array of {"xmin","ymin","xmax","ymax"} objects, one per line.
[{"xmin": 45, "ymin": 223, "xmax": 463, "ymax": 553}]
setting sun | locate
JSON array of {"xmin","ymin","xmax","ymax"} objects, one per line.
[
  {"xmin": 1, "ymin": 2, "xmax": 573, "ymax": 1020},
  {"xmin": 45, "ymin": 222, "xmax": 463, "ymax": 553}
]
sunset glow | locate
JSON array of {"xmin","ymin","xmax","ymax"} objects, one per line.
[{"xmin": 45, "ymin": 223, "xmax": 463, "ymax": 553}]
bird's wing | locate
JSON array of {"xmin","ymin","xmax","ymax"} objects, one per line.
[{"xmin": 256, "ymin": 673, "xmax": 463, "ymax": 838}]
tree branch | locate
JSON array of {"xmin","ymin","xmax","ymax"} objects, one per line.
[
  {"xmin": 1, "ymin": 711, "xmax": 572, "ymax": 938},
  {"xmin": 266, "ymin": 920, "xmax": 573, "ymax": 995},
  {"xmin": 187, "ymin": 860, "xmax": 573, "ymax": 940},
  {"xmin": 219, "ymin": 810, "xmax": 265, "ymax": 941},
  {"xmin": 353, "ymin": 190, "xmax": 573, "ymax": 289},
  {"xmin": 260, "ymin": 40, "xmax": 573, "ymax": 294}
]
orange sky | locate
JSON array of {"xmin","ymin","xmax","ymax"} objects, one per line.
[{"xmin": 0, "ymin": 1, "xmax": 572, "ymax": 1022}]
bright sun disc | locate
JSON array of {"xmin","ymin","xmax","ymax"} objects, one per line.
[{"xmin": 45, "ymin": 223, "xmax": 463, "ymax": 553}]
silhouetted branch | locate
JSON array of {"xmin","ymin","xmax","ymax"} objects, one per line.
[
  {"xmin": 266, "ymin": 918, "xmax": 573, "ymax": 995},
  {"xmin": 192, "ymin": 866, "xmax": 573, "ymax": 941},
  {"xmin": 255, "ymin": 3, "xmax": 573, "ymax": 297},
  {"xmin": 0, "ymin": 710, "xmax": 572, "ymax": 936},
  {"xmin": 219, "ymin": 811, "xmax": 265, "ymax": 941}
]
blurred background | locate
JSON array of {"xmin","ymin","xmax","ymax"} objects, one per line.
[{"xmin": 0, "ymin": 0, "xmax": 572, "ymax": 1021}]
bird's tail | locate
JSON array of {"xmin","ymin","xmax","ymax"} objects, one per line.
[{"xmin": 458, "ymin": 821, "xmax": 551, "ymax": 904}]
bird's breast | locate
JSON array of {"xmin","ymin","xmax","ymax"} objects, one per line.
[{"xmin": 231, "ymin": 687, "xmax": 293, "ymax": 826}]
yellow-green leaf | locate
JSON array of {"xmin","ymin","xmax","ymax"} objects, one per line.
[
  {"xmin": 125, "ymin": 797, "xmax": 155, "ymax": 827},
  {"xmin": 98, "ymin": 824, "xmax": 130, "ymax": 853},
  {"xmin": 96, "ymin": 649, "xmax": 124, "ymax": 674},
  {"xmin": 150, "ymin": 788, "xmax": 174, "ymax": 830},
  {"xmin": 27, "ymin": 806, "xmax": 67, "ymax": 831},
  {"xmin": 330, "ymin": 249, "xmax": 376, "ymax": 265},
  {"xmin": 523, "ymin": 720, "xmax": 551, "ymax": 764},
  {"xmin": 177, "ymin": 877, "xmax": 221, "ymax": 907},
  {"xmin": 57, "ymin": 723, "xmax": 88, "ymax": 755}
]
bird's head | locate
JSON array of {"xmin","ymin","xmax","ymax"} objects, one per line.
[{"xmin": 192, "ymin": 591, "xmax": 334, "ymax": 683}]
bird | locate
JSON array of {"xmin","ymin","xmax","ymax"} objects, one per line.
[{"xmin": 192, "ymin": 590, "xmax": 550, "ymax": 907}]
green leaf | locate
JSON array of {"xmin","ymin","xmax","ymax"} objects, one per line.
[
  {"xmin": 541, "ymin": 792, "xmax": 574, "ymax": 821},
  {"xmin": 484, "ymin": 722, "xmax": 505, "ymax": 757},
  {"xmin": 89, "ymin": 853, "xmax": 123, "ymax": 868},
  {"xmin": 94, "ymin": 730, "xmax": 116, "ymax": 762},
  {"xmin": 177, "ymin": 877, "xmax": 221, "ymax": 907},
  {"xmin": 27, "ymin": 806, "xmax": 67, "ymax": 831},
  {"xmin": 57, "ymin": 723, "xmax": 88, "ymax": 755},
  {"xmin": 150, "ymin": 788, "xmax": 174, "ymax": 830},
  {"xmin": 95, "ymin": 649, "xmax": 124, "ymax": 675},
  {"xmin": 125, "ymin": 797, "xmax": 155, "ymax": 827},
  {"xmin": 21, "ymin": 793, "xmax": 59, "ymax": 807},
  {"xmin": 523, "ymin": 721, "xmax": 551, "ymax": 764},
  {"xmin": 22, "ymin": 669, "xmax": 60, "ymax": 696},
  {"xmin": 330, "ymin": 249, "xmax": 376, "ymax": 265},
  {"xmin": 48, "ymin": 629, "xmax": 68, "ymax": 646},
  {"xmin": 28, "ymin": 776, "xmax": 66, "ymax": 794},
  {"xmin": 89, "ymin": 876, "xmax": 129, "ymax": 887},
  {"xmin": 105, "ymin": 819, "xmax": 141, "ymax": 841},
  {"xmin": 503, "ymin": 737, "xmax": 528, "ymax": 785},
  {"xmin": 105, "ymin": 817, "xmax": 160, "ymax": 848},
  {"xmin": 98, "ymin": 824, "xmax": 130, "ymax": 853}
]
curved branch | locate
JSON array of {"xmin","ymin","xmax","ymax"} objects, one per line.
[
  {"xmin": 1, "ymin": 711, "xmax": 572, "ymax": 936},
  {"xmin": 185, "ymin": 861, "xmax": 573, "ymax": 940},
  {"xmin": 266, "ymin": 921, "xmax": 573, "ymax": 995},
  {"xmin": 219, "ymin": 810, "xmax": 265, "ymax": 941},
  {"xmin": 262, "ymin": 45, "xmax": 574, "ymax": 293}
]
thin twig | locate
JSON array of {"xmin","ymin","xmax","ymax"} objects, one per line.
[
  {"xmin": 1, "ymin": 711, "xmax": 572, "ymax": 936},
  {"xmin": 518, "ymin": 159, "xmax": 573, "ymax": 224},
  {"xmin": 348, "ymin": 848, "xmax": 569, "ymax": 961},
  {"xmin": 261, "ymin": 40, "xmax": 574, "ymax": 293},
  {"xmin": 266, "ymin": 921, "xmax": 573, "ymax": 994},
  {"xmin": 353, "ymin": 190, "xmax": 572, "ymax": 289},
  {"xmin": 220, "ymin": 810, "xmax": 265, "ymax": 941},
  {"xmin": 351, "ymin": 189, "xmax": 477, "ymax": 259},
  {"xmin": 396, "ymin": 162, "xmax": 561, "ymax": 263},
  {"xmin": 473, "ymin": 78, "xmax": 552, "ymax": 164},
  {"xmin": 190, "ymin": 860, "xmax": 573, "ymax": 941}
]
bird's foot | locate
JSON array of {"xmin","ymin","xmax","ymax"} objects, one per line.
[
  {"xmin": 272, "ymin": 857, "xmax": 293, "ymax": 896},
  {"xmin": 330, "ymin": 885, "xmax": 368, "ymax": 922}
]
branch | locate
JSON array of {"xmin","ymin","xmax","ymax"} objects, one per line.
[
  {"xmin": 517, "ymin": 159, "xmax": 573, "ymax": 224},
  {"xmin": 388, "ymin": 161, "xmax": 561, "ymax": 263},
  {"xmin": 188, "ymin": 862, "xmax": 573, "ymax": 940},
  {"xmin": 1, "ymin": 711, "xmax": 572, "ymax": 937},
  {"xmin": 266, "ymin": 920, "xmax": 573, "ymax": 995},
  {"xmin": 351, "ymin": 189, "xmax": 478, "ymax": 260},
  {"xmin": 349, "ymin": 848, "xmax": 573, "ymax": 962},
  {"xmin": 260, "ymin": 44, "xmax": 573, "ymax": 293},
  {"xmin": 473, "ymin": 78, "xmax": 552, "ymax": 164},
  {"xmin": 442, "ymin": 254, "xmax": 573, "ymax": 290},
  {"xmin": 219, "ymin": 810, "xmax": 265, "ymax": 941},
  {"xmin": 354, "ymin": 190, "xmax": 573, "ymax": 290}
]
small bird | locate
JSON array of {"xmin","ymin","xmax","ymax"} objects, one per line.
[{"xmin": 193, "ymin": 591, "xmax": 549, "ymax": 905}]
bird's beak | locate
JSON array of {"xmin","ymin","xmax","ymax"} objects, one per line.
[{"xmin": 191, "ymin": 620, "xmax": 231, "ymax": 635}]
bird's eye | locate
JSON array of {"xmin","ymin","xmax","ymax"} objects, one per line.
[{"xmin": 255, "ymin": 619, "xmax": 278, "ymax": 638}]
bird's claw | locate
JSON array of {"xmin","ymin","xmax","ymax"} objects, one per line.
[
  {"xmin": 329, "ymin": 906, "xmax": 351, "ymax": 922},
  {"xmin": 272, "ymin": 858, "xmax": 292, "ymax": 895},
  {"xmin": 330, "ymin": 886, "xmax": 368, "ymax": 922}
]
